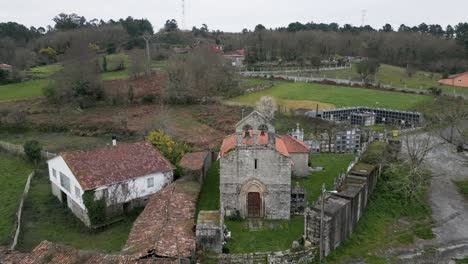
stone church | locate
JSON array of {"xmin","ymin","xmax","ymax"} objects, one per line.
[{"xmin": 218, "ymin": 111, "xmax": 310, "ymax": 220}]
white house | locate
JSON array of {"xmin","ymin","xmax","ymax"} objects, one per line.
[{"xmin": 47, "ymin": 141, "xmax": 175, "ymax": 227}]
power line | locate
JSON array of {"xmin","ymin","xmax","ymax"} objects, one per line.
[
  {"xmin": 361, "ymin": 9, "xmax": 367, "ymax": 27},
  {"xmin": 181, "ymin": 0, "xmax": 186, "ymax": 30}
]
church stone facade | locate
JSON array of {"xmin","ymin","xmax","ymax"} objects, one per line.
[{"xmin": 219, "ymin": 111, "xmax": 309, "ymax": 220}]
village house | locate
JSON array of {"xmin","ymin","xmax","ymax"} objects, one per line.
[
  {"xmin": 218, "ymin": 111, "xmax": 310, "ymax": 220},
  {"xmin": 438, "ymin": 72, "xmax": 468, "ymax": 88},
  {"xmin": 0, "ymin": 63, "xmax": 12, "ymax": 72},
  {"xmin": 223, "ymin": 49, "xmax": 245, "ymax": 67},
  {"xmin": 47, "ymin": 140, "xmax": 174, "ymax": 227}
]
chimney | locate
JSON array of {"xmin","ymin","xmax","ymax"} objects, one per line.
[{"xmin": 112, "ymin": 136, "xmax": 117, "ymax": 146}]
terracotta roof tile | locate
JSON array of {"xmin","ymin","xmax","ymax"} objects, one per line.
[
  {"xmin": 58, "ymin": 142, "xmax": 175, "ymax": 190},
  {"xmin": 281, "ymin": 135, "xmax": 311, "ymax": 153},
  {"xmin": 8, "ymin": 241, "xmax": 177, "ymax": 264},
  {"xmin": 218, "ymin": 133, "xmax": 290, "ymax": 158},
  {"xmin": 179, "ymin": 152, "xmax": 209, "ymax": 171},
  {"xmin": 123, "ymin": 179, "xmax": 200, "ymax": 258}
]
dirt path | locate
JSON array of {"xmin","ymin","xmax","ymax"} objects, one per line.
[{"xmin": 389, "ymin": 135, "xmax": 468, "ymax": 263}]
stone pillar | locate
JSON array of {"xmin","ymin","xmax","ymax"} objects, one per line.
[{"xmin": 252, "ymin": 131, "xmax": 258, "ymax": 145}]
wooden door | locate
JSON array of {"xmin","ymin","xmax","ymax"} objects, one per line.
[{"xmin": 247, "ymin": 192, "xmax": 261, "ymax": 217}]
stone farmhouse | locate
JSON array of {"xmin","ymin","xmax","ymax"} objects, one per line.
[
  {"xmin": 47, "ymin": 141, "xmax": 174, "ymax": 227},
  {"xmin": 219, "ymin": 111, "xmax": 310, "ymax": 220}
]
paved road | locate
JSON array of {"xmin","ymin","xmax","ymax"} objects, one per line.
[{"xmin": 389, "ymin": 135, "xmax": 468, "ymax": 263}]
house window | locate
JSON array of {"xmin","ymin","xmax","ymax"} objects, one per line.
[
  {"xmin": 254, "ymin": 159, "xmax": 258, "ymax": 169},
  {"xmin": 59, "ymin": 172, "xmax": 70, "ymax": 193},
  {"xmin": 147, "ymin": 177, "xmax": 154, "ymax": 188},
  {"xmin": 52, "ymin": 169, "xmax": 57, "ymax": 178},
  {"xmin": 75, "ymin": 186, "xmax": 81, "ymax": 198}
]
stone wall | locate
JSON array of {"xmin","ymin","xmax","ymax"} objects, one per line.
[
  {"xmin": 290, "ymin": 153, "xmax": 309, "ymax": 178},
  {"xmin": 217, "ymin": 247, "xmax": 317, "ymax": 264}
]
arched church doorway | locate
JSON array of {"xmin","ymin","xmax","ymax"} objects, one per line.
[{"xmin": 247, "ymin": 192, "xmax": 261, "ymax": 217}]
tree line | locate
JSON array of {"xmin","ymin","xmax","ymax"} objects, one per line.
[{"xmin": 220, "ymin": 22, "xmax": 468, "ymax": 73}]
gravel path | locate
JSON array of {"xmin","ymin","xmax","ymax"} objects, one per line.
[{"xmin": 389, "ymin": 135, "xmax": 468, "ymax": 263}]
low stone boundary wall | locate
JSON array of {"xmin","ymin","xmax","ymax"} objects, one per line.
[
  {"xmin": 0, "ymin": 141, "xmax": 56, "ymax": 160},
  {"xmin": 217, "ymin": 247, "xmax": 317, "ymax": 264},
  {"xmin": 10, "ymin": 171, "xmax": 35, "ymax": 250}
]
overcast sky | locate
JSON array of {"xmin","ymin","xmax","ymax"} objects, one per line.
[{"xmin": 2, "ymin": 0, "xmax": 468, "ymax": 32}]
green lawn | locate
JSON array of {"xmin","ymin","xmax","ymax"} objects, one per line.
[
  {"xmin": 454, "ymin": 180, "xmax": 468, "ymax": 200},
  {"xmin": 17, "ymin": 169, "xmax": 140, "ymax": 252},
  {"xmin": 224, "ymin": 216, "xmax": 304, "ymax": 253},
  {"xmin": 295, "ymin": 154, "xmax": 356, "ymax": 203},
  {"xmin": 292, "ymin": 64, "xmax": 467, "ymax": 94},
  {"xmin": 0, "ymin": 152, "xmax": 33, "ymax": 245},
  {"xmin": 196, "ymin": 162, "xmax": 220, "ymax": 212},
  {"xmin": 30, "ymin": 64, "xmax": 62, "ymax": 78},
  {"xmin": 101, "ymin": 70, "xmax": 130, "ymax": 80},
  {"xmin": 227, "ymin": 81, "xmax": 432, "ymax": 111},
  {"xmin": 0, "ymin": 79, "xmax": 49, "ymax": 101}
]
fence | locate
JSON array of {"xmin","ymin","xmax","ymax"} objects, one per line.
[
  {"xmin": 10, "ymin": 171, "xmax": 35, "ymax": 250},
  {"xmin": 0, "ymin": 141, "xmax": 57, "ymax": 160}
]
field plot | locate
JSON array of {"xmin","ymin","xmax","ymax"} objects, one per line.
[
  {"xmin": 17, "ymin": 170, "xmax": 139, "ymax": 253},
  {"xmin": 0, "ymin": 129, "xmax": 129, "ymax": 153},
  {"xmin": 0, "ymin": 152, "xmax": 33, "ymax": 245},
  {"xmin": 292, "ymin": 64, "xmax": 467, "ymax": 95},
  {"xmin": 228, "ymin": 81, "xmax": 432, "ymax": 111},
  {"xmin": 0, "ymin": 79, "xmax": 49, "ymax": 101}
]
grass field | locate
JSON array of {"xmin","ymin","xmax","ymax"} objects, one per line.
[
  {"xmin": 292, "ymin": 64, "xmax": 468, "ymax": 94},
  {"xmin": 0, "ymin": 128, "xmax": 137, "ymax": 153},
  {"xmin": 0, "ymin": 152, "xmax": 33, "ymax": 245},
  {"xmin": 196, "ymin": 162, "xmax": 220, "ymax": 212},
  {"xmin": 0, "ymin": 79, "xmax": 49, "ymax": 101},
  {"xmin": 30, "ymin": 64, "xmax": 62, "ymax": 78},
  {"xmin": 228, "ymin": 81, "xmax": 432, "ymax": 111},
  {"xmin": 296, "ymin": 154, "xmax": 356, "ymax": 203},
  {"xmin": 17, "ymin": 169, "xmax": 140, "ymax": 253}
]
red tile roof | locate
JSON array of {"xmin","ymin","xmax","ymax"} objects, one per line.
[
  {"xmin": 219, "ymin": 133, "xmax": 290, "ymax": 158},
  {"xmin": 0, "ymin": 63, "xmax": 12, "ymax": 69},
  {"xmin": 59, "ymin": 142, "xmax": 175, "ymax": 190},
  {"xmin": 282, "ymin": 135, "xmax": 311, "ymax": 153},
  {"xmin": 123, "ymin": 179, "xmax": 200, "ymax": 258},
  {"xmin": 179, "ymin": 152, "xmax": 209, "ymax": 171},
  {"xmin": 224, "ymin": 50, "xmax": 245, "ymax": 56},
  {"xmin": 5, "ymin": 241, "xmax": 176, "ymax": 264}
]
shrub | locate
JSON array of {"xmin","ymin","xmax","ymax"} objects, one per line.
[
  {"xmin": 146, "ymin": 130, "xmax": 192, "ymax": 178},
  {"xmin": 82, "ymin": 189, "xmax": 106, "ymax": 226},
  {"xmin": 142, "ymin": 93, "xmax": 156, "ymax": 104},
  {"xmin": 23, "ymin": 140, "xmax": 42, "ymax": 164}
]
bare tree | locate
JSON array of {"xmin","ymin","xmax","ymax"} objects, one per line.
[
  {"xmin": 255, "ymin": 96, "xmax": 276, "ymax": 121},
  {"xmin": 128, "ymin": 49, "xmax": 146, "ymax": 79},
  {"xmin": 393, "ymin": 134, "xmax": 437, "ymax": 202}
]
